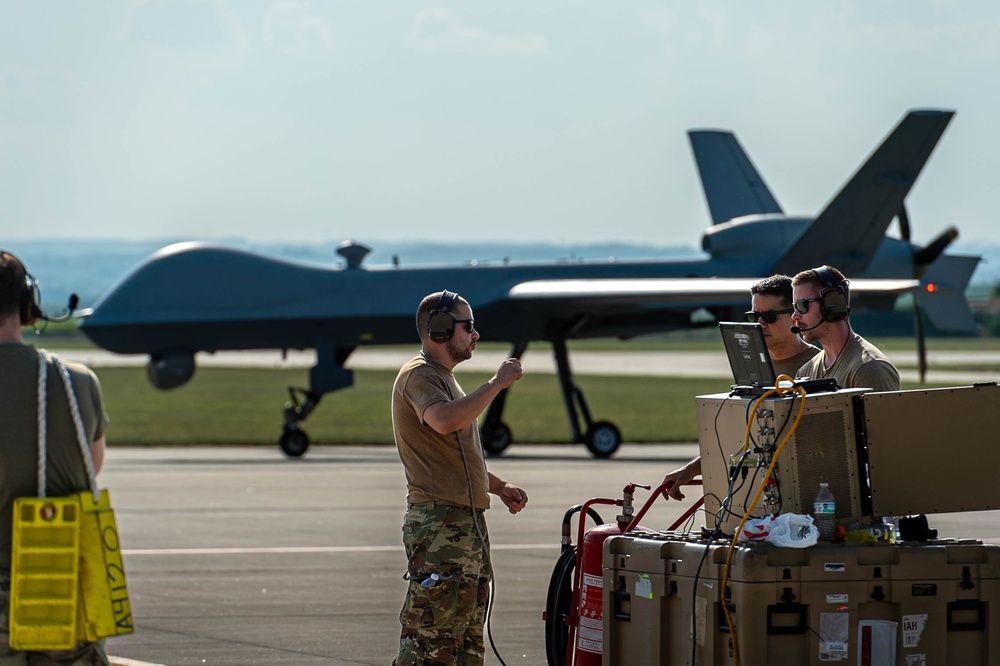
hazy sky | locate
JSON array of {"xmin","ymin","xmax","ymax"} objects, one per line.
[{"xmin": 3, "ymin": 1, "xmax": 998, "ymax": 251}]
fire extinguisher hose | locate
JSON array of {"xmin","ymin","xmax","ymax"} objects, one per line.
[
  {"xmin": 544, "ymin": 546, "xmax": 576, "ymax": 666},
  {"xmin": 544, "ymin": 504, "xmax": 605, "ymax": 666}
]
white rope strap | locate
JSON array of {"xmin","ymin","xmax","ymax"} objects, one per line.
[
  {"xmin": 38, "ymin": 350, "xmax": 100, "ymax": 501},
  {"xmin": 36, "ymin": 351, "xmax": 48, "ymax": 498}
]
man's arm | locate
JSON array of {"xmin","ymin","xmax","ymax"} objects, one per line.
[
  {"xmin": 92, "ymin": 435, "xmax": 106, "ymax": 474},
  {"xmin": 661, "ymin": 456, "xmax": 702, "ymax": 501},
  {"xmin": 423, "ymin": 359, "xmax": 522, "ymax": 434},
  {"xmin": 855, "ymin": 360, "xmax": 901, "ymax": 392},
  {"xmin": 488, "ymin": 471, "xmax": 528, "ymax": 514}
]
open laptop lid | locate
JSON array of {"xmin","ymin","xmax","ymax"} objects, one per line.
[{"xmin": 718, "ymin": 321, "xmax": 776, "ymax": 388}]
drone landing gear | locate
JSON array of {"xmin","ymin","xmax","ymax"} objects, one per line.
[
  {"xmin": 552, "ymin": 338, "xmax": 621, "ymax": 459},
  {"xmin": 478, "ymin": 339, "xmax": 622, "ymax": 458},
  {"xmin": 479, "ymin": 342, "xmax": 526, "ymax": 456},
  {"xmin": 277, "ymin": 344, "xmax": 356, "ymax": 458},
  {"xmin": 280, "ymin": 386, "xmax": 321, "ymax": 458}
]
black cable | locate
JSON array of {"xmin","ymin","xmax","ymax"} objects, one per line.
[
  {"xmin": 713, "ymin": 395, "xmax": 736, "ymax": 462},
  {"xmin": 764, "ymin": 395, "xmax": 796, "ymax": 516},
  {"xmin": 463, "ymin": 445, "xmax": 508, "ymax": 666},
  {"xmin": 485, "ymin": 575, "xmax": 508, "ymax": 666},
  {"xmin": 443, "ymin": 377, "xmax": 509, "ymax": 666},
  {"xmin": 689, "ymin": 536, "xmax": 716, "ymax": 666}
]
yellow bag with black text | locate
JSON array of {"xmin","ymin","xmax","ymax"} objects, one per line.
[{"xmin": 8, "ymin": 352, "xmax": 133, "ymax": 650}]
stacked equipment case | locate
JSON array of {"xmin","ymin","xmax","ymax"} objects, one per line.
[{"xmin": 603, "ymin": 533, "xmax": 1000, "ymax": 665}]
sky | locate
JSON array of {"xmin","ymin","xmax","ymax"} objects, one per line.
[{"xmin": 3, "ymin": 1, "xmax": 999, "ymax": 253}]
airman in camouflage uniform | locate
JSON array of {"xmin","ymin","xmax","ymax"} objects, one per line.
[{"xmin": 392, "ymin": 292, "xmax": 528, "ymax": 666}]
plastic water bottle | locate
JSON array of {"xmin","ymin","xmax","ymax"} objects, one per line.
[
  {"xmin": 420, "ymin": 573, "xmax": 441, "ymax": 588},
  {"xmin": 813, "ymin": 483, "xmax": 836, "ymax": 541}
]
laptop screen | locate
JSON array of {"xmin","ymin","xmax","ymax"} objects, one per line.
[{"xmin": 718, "ymin": 322, "xmax": 776, "ymax": 388}]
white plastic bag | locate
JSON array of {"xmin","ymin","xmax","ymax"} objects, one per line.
[{"xmin": 739, "ymin": 513, "xmax": 818, "ymax": 548}]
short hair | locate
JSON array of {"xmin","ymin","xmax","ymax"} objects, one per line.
[
  {"xmin": 792, "ymin": 265, "xmax": 850, "ymax": 302},
  {"xmin": 0, "ymin": 251, "xmax": 29, "ymax": 318},
  {"xmin": 415, "ymin": 291, "xmax": 470, "ymax": 339},
  {"xmin": 750, "ymin": 274, "xmax": 793, "ymax": 306}
]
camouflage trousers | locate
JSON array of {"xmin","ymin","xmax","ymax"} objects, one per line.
[
  {"xmin": 0, "ymin": 572, "xmax": 109, "ymax": 666},
  {"xmin": 395, "ymin": 502, "xmax": 492, "ymax": 666}
]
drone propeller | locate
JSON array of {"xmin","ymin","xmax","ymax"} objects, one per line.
[
  {"xmin": 913, "ymin": 226, "xmax": 959, "ymax": 270},
  {"xmin": 897, "ymin": 204, "xmax": 960, "ymax": 383}
]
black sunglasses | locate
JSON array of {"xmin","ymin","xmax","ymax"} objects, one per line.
[
  {"xmin": 453, "ymin": 318, "xmax": 475, "ymax": 333},
  {"xmin": 745, "ymin": 308, "xmax": 794, "ymax": 324},
  {"xmin": 793, "ymin": 297, "xmax": 822, "ymax": 315}
]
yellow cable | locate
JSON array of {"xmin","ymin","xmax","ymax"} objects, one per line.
[
  {"xmin": 737, "ymin": 374, "xmax": 795, "ymax": 453},
  {"xmin": 720, "ymin": 379, "xmax": 807, "ymax": 666}
]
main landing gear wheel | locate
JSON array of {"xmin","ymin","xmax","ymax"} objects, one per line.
[
  {"xmin": 584, "ymin": 421, "xmax": 621, "ymax": 459},
  {"xmin": 480, "ymin": 422, "xmax": 512, "ymax": 456},
  {"xmin": 279, "ymin": 424, "xmax": 310, "ymax": 458}
]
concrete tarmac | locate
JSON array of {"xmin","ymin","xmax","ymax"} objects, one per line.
[{"xmin": 102, "ymin": 443, "xmax": 1000, "ymax": 666}]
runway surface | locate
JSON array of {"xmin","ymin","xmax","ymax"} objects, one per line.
[{"xmin": 101, "ymin": 444, "xmax": 1000, "ymax": 666}]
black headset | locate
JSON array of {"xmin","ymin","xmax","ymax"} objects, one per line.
[
  {"xmin": 813, "ymin": 265, "xmax": 850, "ymax": 322},
  {"xmin": 1, "ymin": 251, "xmax": 42, "ymax": 326},
  {"xmin": 427, "ymin": 290, "xmax": 460, "ymax": 343}
]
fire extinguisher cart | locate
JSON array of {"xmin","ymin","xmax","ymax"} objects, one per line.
[{"xmin": 544, "ymin": 482, "xmax": 703, "ymax": 666}]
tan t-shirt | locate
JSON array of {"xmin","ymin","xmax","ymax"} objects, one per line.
[
  {"xmin": 773, "ymin": 344, "xmax": 820, "ymax": 380},
  {"xmin": 796, "ymin": 334, "xmax": 900, "ymax": 392},
  {"xmin": 392, "ymin": 355, "xmax": 490, "ymax": 510},
  {"xmin": 0, "ymin": 345, "xmax": 109, "ymax": 569}
]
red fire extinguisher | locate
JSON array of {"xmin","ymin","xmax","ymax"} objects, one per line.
[
  {"xmin": 544, "ymin": 481, "xmax": 704, "ymax": 666},
  {"xmin": 571, "ymin": 518, "xmax": 629, "ymax": 664}
]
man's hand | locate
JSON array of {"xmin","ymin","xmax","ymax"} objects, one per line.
[
  {"xmin": 662, "ymin": 457, "xmax": 702, "ymax": 501},
  {"xmin": 497, "ymin": 483, "xmax": 528, "ymax": 514},
  {"xmin": 494, "ymin": 358, "xmax": 523, "ymax": 390}
]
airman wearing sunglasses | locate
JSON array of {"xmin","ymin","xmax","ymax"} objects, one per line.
[
  {"xmin": 661, "ymin": 275, "xmax": 820, "ymax": 500},
  {"xmin": 746, "ymin": 274, "xmax": 820, "ymax": 378},
  {"xmin": 392, "ymin": 290, "xmax": 527, "ymax": 666},
  {"xmin": 790, "ymin": 266, "xmax": 899, "ymax": 392}
]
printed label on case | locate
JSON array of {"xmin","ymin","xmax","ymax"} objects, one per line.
[{"xmin": 903, "ymin": 614, "xmax": 927, "ymax": 648}]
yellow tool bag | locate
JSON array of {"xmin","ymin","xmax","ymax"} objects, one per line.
[{"xmin": 8, "ymin": 352, "xmax": 133, "ymax": 650}]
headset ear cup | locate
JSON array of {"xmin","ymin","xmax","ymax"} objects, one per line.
[
  {"xmin": 813, "ymin": 266, "xmax": 849, "ymax": 322},
  {"xmin": 427, "ymin": 310, "xmax": 455, "ymax": 343},
  {"xmin": 821, "ymin": 289, "xmax": 850, "ymax": 322},
  {"xmin": 20, "ymin": 275, "xmax": 40, "ymax": 326},
  {"xmin": 1, "ymin": 251, "xmax": 40, "ymax": 326},
  {"xmin": 426, "ymin": 289, "xmax": 459, "ymax": 342}
]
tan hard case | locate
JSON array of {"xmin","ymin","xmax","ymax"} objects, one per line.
[{"xmin": 603, "ymin": 533, "xmax": 1000, "ymax": 666}]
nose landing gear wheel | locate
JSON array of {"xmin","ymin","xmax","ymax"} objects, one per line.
[
  {"xmin": 584, "ymin": 421, "xmax": 621, "ymax": 459},
  {"xmin": 480, "ymin": 422, "xmax": 512, "ymax": 456},
  {"xmin": 279, "ymin": 424, "xmax": 310, "ymax": 458}
]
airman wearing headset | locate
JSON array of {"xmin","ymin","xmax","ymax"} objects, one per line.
[
  {"xmin": 661, "ymin": 269, "xmax": 899, "ymax": 502},
  {"xmin": 661, "ymin": 274, "xmax": 820, "ymax": 501},
  {"xmin": 391, "ymin": 290, "xmax": 527, "ymax": 666},
  {"xmin": 0, "ymin": 251, "xmax": 111, "ymax": 665},
  {"xmin": 790, "ymin": 265, "xmax": 900, "ymax": 392}
]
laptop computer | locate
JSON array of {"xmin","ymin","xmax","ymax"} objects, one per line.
[
  {"xmin": 718, "ymin": 321, "xmax": 839, "ymax": 396},
  {"xmin": 718, "ymin": 322, "xmax": 776, "ymax": 395}
]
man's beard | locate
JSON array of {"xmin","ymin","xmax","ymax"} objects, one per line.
[{"xmin": 446, "ymin": 337, "xmax": 473, "ymax": 363}]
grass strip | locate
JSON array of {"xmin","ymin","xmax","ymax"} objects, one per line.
[{"xmin": 94, "ymin": 366, "xmax": 951, "ymax": 447}]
